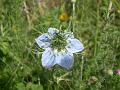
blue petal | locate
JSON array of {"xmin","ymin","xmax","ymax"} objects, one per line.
[
  {"xmin": 41, "ymin": 48, "xmax": 56, "ymax": 68},
  {"xmin": 63, "ymin": 32, "xmax": 74, "ymax": 39},
  {"xmin": 66, "ymin": 38, "xmax": 84, "ymax": 53},
  {"xmin": 48, "ymin": 28, "xmax": 59, "ymax": 35},
  {"xmin": 55, "ymin": 52, "xmax": 74, "ymax": 70},
  {"xmin": 35, "ymin": 33, "xmax": 51, "ymax": 49}
]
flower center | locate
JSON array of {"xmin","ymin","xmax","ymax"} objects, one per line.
[{"xmin": 51, "ymin": 33, "xmax": 67, "ymax": 51}]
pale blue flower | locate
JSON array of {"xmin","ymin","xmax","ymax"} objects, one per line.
[{"xmin": 35, "ymin": 27, "xmax": 84, "ymax": 69}]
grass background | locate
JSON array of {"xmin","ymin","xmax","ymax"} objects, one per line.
[{"xmin": 0, "ymin": 0, "xmax": 120, "ymax": 90}]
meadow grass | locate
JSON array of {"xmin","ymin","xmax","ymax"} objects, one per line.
[{"xmin": 0, "ymin": 0, "xmax": 120, "ymax": 90}]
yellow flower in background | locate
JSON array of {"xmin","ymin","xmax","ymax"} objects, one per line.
[{"xmin": 59, "ymin": 12, "xmax": 69, "ymax": 22}]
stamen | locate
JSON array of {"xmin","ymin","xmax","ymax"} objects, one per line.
[{"xmin": 51, "ymin": 33, "xmax": 67, "ymax": 51}]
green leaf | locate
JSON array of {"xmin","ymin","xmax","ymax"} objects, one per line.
[
  {"xmin": 26, "ymin": 82, "xmax": 43, "ymax": 90},
  {"xmin": 16, "ymin": 83, "xmax": 26, "ymax": 90}
]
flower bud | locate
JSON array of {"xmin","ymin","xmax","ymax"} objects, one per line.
[
  {"xmin": 107, "ymin": 69, "xmax": 113, "ymax": 75},
  {"xmin": 71, "ymin": 0, "xmax": 76, "ymax": 3}
]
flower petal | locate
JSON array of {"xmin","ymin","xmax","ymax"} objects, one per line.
[
  {"xmin": 63, "ymin": 32, "xmax": 74, "ymax": 39},
  {"xmin": 35, "ymin": 33, "xmax": 51, "ymax": 49},
  {"xmin": 66, "ymin": 38, "xmax": 84, "ymax": 53},
  {"xmin": 55, "ymin": 51, "xmax": 74, "ymax": 70},
  {"xmin": 41, "ymin": 48, "xmax": 56, "ymax": 68},
  {"xmin": 48, "ymin": 27, "xmax": 59, "ymax": 35}
]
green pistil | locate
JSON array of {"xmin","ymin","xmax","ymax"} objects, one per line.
[{"xmin": 51, "ymin": 33, "xmax": 67, "ymax": 51}]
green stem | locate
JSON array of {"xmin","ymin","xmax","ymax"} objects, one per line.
[
  {"xmin": 94, "ymin": 3, "xmax": 99, "ymax": 66},
  {"xmin": 72, "ymin": 2, "xmax": 75, "ymax": 32},
  {"xmin": 80, "ymin": 56, "xmax": 84, "ymax": 81}
]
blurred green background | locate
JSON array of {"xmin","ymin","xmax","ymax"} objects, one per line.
[{"xmin": 0, "ymin": 0, "xmax": 120, "ymax": 90}]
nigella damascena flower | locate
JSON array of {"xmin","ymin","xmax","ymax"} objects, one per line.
[{"xmin": 35, "ymin": 27, "xmax": 84, "ymax": 69}]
